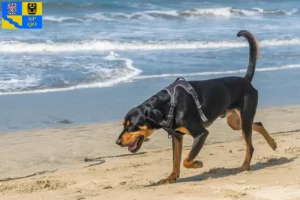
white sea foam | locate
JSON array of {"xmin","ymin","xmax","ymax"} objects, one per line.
[
  {"xmin": 83, "ymin": 7, "xmax": 298, "ymax": 21},
  {"xmin": 134, "ymin": 64, "xmax": 300, "ymax": 79},
  {"xmin": 261, "ymin": 38, "xmax": 300, "ymax": 46},
  {"xmin": 43, "ymin": 16, "xmax": 83, "ymax": 23},
  {"xmin": 0, "ymin": 76, "xmax": 41, "ymax": 91},
  {"xmin": 42, "ymin": 7, "xmax": 298, "ymax": 23},
  {"xmin": 1, "ymin": 64, "xmax": 299, "ymax": 95},
  {"xmin": 81, "ymin": 7, "xmax": 234, "ymax": 22},
  {"xmin": 1, "ymin": 38, "xmax": 300, "ymax": 53},
  {"xmin": 0, "ymin": 52, "xmax": 141, "ymax": 95},
  {"xmin": 178, "ymin": 7, "xmax": 233, "ymax": 17}
]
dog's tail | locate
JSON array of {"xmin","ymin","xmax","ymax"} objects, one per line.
[{"xmin": 237, "ymin": 30, "xmax": 259, "ymax": 83}]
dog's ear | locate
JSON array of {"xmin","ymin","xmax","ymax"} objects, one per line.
[{"xmin": 144, "ymin": 108, "xmax": 165, "ymax": 127}]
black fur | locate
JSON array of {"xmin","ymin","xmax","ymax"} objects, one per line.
[
  {"xmin": 237, "ymin": 30, "xmax": 259, "ymax": 82},
  {"xmin": 116, "ymin": 30, "xmax": 260, "ymax": 182},
  {"xmin": 117, "ymin": 30, "xmax": 258, "ymax": 137}
]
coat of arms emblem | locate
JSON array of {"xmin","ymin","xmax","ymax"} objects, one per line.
[
  {"xmin": 27, "ymin": 3, "xmax": 37, "ymax": 15},
  {"xmin": 7, "ymin": 3, "xmax": 17, "ymax": 15}
]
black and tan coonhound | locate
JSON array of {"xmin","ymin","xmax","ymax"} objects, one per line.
[{"xmin": 116, "ymin": 30, "xmax": 277, "ymax": 184}]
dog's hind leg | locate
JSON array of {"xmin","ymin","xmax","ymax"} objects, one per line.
[
  {"xmin": 240, "ymin": 111, "xmax": 254, "ymax": 171},
  {"xmin": 227, "ymin": 111, "xmax": 277, "ymax": 151},
  {"xmin": 157, "ymin": 134, "xmax": 183, "ymax": 185},
  {"xmin": 252, "ymin": 122, "xmax": 277, "ymax": 150},
  {"xmin": 183, "ymin": 130, "xmax": 209, "ymax": 169},
  {"xmin": 227, "ymin": 93, "xmax": 257, "ymax": 170},
  {"xmin": 239, "ymin": 90, "xmax": 259, "ymax": 171},
  {"xmin": 226, "ymin": 110, "xmax": 242, "ymax": 131}
]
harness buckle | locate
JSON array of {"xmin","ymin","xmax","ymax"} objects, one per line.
[{"xmin": 167, "ymin": 114, "xmax": 174, "ymax": 118}]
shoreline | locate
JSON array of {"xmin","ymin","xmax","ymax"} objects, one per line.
[
  {"xmin": 1, "ymin": 68, "xmax": 300, "ymax": 132},
  {"xmin": 1, "ymin": 103, "xmax": 299, "ymax": 134}
]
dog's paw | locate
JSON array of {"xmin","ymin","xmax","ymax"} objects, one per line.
[
  {"xmin": 240, "ymin": 164, "xmax": 250, "ymax": 171},
  {"xmin": 269, "ymin": 138, "xmax": 277, "ymax": 151},
  {"xmin": 193, "ymin": 160, "xmax": 204, "ymax": 168},
  {"xmin": 157, "ymin": 178, "xmax": 176, "ymax": 185},
  {"xmin": 184, "ymin": 160, "xmax": 203, "ymax": 169}
]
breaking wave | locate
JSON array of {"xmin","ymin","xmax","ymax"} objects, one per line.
[
  {"xmin": 0, "ymin": 52, "xmax": 141, "ymax": 95},
  {"xmin": 1, "ymin": 62, "xmax": 299, "ymax": 95},
  {"xmin": 1, "ymin": 38, "xmax": 300, "ymax": 53},
  {"xmin": 43, "ymin": 7, "xmax": 299, "ymax": 23},
  {"xmin": 134, "ymin": 64, "xmax": 300, "ymax": 79},
  {"xmin": 43, "ymin": 1, "xmax": 156, "ymax": 10}
]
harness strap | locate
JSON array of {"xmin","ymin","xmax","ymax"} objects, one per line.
[
  {"xmin": 162, "ymin": 84, "xmax": 176, "ymax": 129},
  {"xmin": 162, "ymin": 77, "xmax": 208, "ymax": 136},
  {"xmin": 183, "ymin": 80, "xmax": 208, "ymax": 122}
]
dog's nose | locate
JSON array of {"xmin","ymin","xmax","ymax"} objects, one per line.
[{"xmin": 116, "ymin": 139, "xmax": 122, "ymax": 146}]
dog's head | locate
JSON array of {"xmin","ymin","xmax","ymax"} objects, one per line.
[{"xmin": 116, "ymin": 107, "xmax": 165, "ymax": 153}]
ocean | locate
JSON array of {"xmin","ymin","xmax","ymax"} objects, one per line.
[{"xmin": 0, "ymin": 0, "xmax": 300, "ymax": 131}]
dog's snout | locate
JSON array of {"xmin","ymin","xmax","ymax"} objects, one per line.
[{"xmin": 116, "ymin": 138, "xmax": 122, "ymax": 146}]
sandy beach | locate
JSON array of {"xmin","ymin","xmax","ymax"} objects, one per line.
[{"xmin": 0, "ymin": 105, "xmax": 300, "ymax": 200}]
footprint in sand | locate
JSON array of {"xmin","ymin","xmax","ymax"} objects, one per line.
[{"xmin": 285, "ymin": 147, "xmax": 300, "ymax": 154}]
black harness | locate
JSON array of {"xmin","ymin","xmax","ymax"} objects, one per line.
[{"xmin": 161, "ymin": 77, "xmax": 208, "ymax": 137}]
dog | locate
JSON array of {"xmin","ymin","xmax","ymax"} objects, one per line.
[{"xmin": 116, "ymin": 30, "xmax": 277, "ymax": 185}]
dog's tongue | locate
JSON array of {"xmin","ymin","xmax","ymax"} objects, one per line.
[{"xmin": 128, "ymin": 139, "xmax": 138, "ymax": 151}]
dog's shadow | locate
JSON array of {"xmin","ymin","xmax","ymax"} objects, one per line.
[{"xmin": 176, "ymin": 157, "xmax": 295, "ymax": 183}]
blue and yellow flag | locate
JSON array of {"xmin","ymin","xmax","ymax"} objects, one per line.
[{"xmin": 2, "ymin": 2, "xmax": 43, "ymax": 29}]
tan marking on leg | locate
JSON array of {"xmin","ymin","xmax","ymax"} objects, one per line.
[
  {"xmin": 227, "ymin": 110, "xmax": 253, "ymax": 170},
  {"xmin": 240, "ymin": 130, "xmax": 254, "ymax": 171},
  {"xmin": 226, "ymin": 110, "xmax": 241, "ymax": 130},
  {"xmin": 183, "ymin": 150, "xmax": 203, "ymax": 169},
  {"xmin": 252, "ymin": 123, "xmax": 277, "ymax": 150},
  {"xmin": 158, "ymin": 135, "xmax": 183, "ymax": 185},
  {"xmin": 227, "ymin": 111, "xmax": 276, "ymax": 151},
  {"xmin": 183, "ymin": 159, "xmax": 203, "ymax": 169},
  {"xmin": 174, "ymin": 127, "xmax": 190, "ymax": 135}
]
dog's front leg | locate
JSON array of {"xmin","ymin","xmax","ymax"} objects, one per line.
[
  {"xmin": 157, "ymin": 134, "xmax": 183, "ymax": 185},
  {"xmin": 183, "ymin": 130, "xmax": 209, "ymax": 169}
]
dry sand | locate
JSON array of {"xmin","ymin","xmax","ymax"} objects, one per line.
[{"xmin": 0, "ymin": 105, "xmax": 300, "ymax": 200}]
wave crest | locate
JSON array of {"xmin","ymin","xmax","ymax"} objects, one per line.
[
  {"xmin": 85, "ymin": 7, "xmax": 299, "ymax": 21},
  {"xmin": 1, "ymin": 38, "xmax": 300, "ymax": 53},
  {"xmin": 43, "ymin": 7, "xmax": 299, "ymax": 23},
  {"xmin": 134, "ymin": 65, "xmax": 300, "ymax": 80},
  {"xmin": 0, "ymin": 52, "xmax": 141, "ymax": 95},
  {"xmin": 86, "ymin": 7, "xmax": 298, "ymax": 21},
  {"xmin": 1, "ymin": 64, "xmax": 299, "ymax": 95},
  {"xmin": 43, "ymin": 16, "xmax": 84, "ymax": 23}
]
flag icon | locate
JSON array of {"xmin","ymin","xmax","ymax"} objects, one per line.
[{"xmin": 2, "ymin": 2, "xmax": 43, "ymax": 29}]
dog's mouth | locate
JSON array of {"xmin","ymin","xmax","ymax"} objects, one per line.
[{"xmin": 128, "ymin": 135, "xmax": 144, "ymax": 153}]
